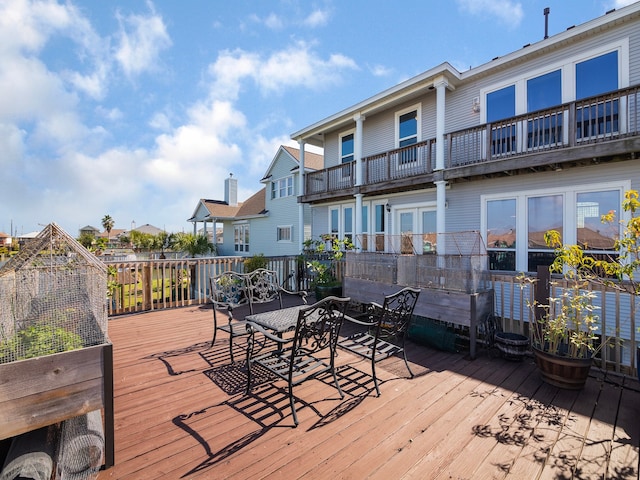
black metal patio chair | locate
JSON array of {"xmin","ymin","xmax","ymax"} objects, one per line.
[
  {"xmin": 338, "ymin": 287, "xmax": 421, "ymax": 396},
  {"xmin": 209, "ymin": 269, "xmax": 307, "ymax": 363},
  {"xmin": 245, "ymin": 296, "xmax": 350, "ymax": 427}
]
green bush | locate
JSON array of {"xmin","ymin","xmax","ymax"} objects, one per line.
[
  {"xmin": 0, "ymin": 325, "xmax": 83, "ymax": 363},
  {"xmin": 244, "ymin": 254, "xmax": 269, "ymax": 272}
]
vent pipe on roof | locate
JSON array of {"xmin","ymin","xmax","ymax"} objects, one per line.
[{"xmin": 544, "ymin": 7, "xmax": 550, "ymax": 39}]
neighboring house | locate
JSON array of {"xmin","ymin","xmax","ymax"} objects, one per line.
[
  {"xmin": 79, "ymin": 225, "xmax": 100, "ymax": 238},
  {"xmin": 189, "ymin": 146, "xmax": 321, "ymax": 256},
  {"xmin": 0, "ymin": 232, "xmax": 11, "ymax": 248},
  {"xmin": 290, "ymin": 3, "xmax": 640, "ymax": 274}
]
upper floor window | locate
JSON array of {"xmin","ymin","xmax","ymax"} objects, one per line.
[
  {"xmin": 527, "ymin": 70, "xmax": 561, "ymax": 112},
  {"xmin": 576, "ymin": 51, "xmax": 618, "ymax": 100},
  {"xmin": 396, "ymin": 105, "xmax": 420, "ymax": 165},
  {"xmin": 340, "ymin": 132, "xmax": 354, "ymax": 164},
  {"xmin": 486, "ymin": 85, "xmax": 515, "ymax": 122},
  {"xmin": 398, "ymin": 111, "xmax": 418, "ymax": 147},
  {"xmin": 271, "ymin": 176, "xmax": 293, "ymax": 199}
]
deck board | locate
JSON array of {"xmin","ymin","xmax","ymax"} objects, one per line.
[{"xmin": 97, "ymin": 305, "xmax": 640, "ymax": 479}]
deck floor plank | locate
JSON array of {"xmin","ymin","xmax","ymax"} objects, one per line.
[{"xmin": 96, "ymin": 305, "xmax": 640, "ymax": 480}]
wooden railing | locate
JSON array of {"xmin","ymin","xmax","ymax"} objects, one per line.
[
  {"xmin": 105, "ymin": 254, "xmax": 347, "ymax": 316},
  {"xmin": 304, "ymin": 86, "xmax": 640, "ymax": 195}
]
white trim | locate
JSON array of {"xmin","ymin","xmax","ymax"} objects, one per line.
[
  {"xmin": 276, "ymin": 225, "xmax": 293, "ymax": 243},
  {"xmin": 339, "ymin": 128, "xmax": 355, "ymax": 164}
]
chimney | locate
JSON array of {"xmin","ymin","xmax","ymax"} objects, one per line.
[{"xmin": 224, "ymin": 173, "xmax": 238, "ymax": 207}]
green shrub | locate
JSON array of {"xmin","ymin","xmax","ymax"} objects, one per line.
[
  {"xmin": 0, "ymin": 325, "xmax": 83, "ymax": 363},
  {"xmin": 244, "ymin": 254, "xmax": 269, "ymax": 272}
]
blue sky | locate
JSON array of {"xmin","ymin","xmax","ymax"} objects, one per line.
[{"xmin": 1, "ymin": 0, "xmax": 636, "ymax": 236}]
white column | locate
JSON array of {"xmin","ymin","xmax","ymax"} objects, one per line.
[
  {"xmin": 434, "ymin": 76, "xmax": 448, "ymax": 171},
  {"xmin": 436, "ymin": 180, "xmax": 447, "ymax": 262},
  {"xmin": 354, "ymin": 113, "xmax": 365, "ymax": 186},
  {"xmin": 354, "ymin": 193, "xmax": 363, "ymax": 252},
  {"xmin": 298, "ymin": 138, "xmax": 306, "ymax": 253}
]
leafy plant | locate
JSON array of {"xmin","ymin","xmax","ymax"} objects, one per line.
[
  {"xmin": 305, "ymin": 235, "xmax": 353, "ymax": 287},
  {"xmin": 0, "ymin": 324, "xmax": 83, "ymax": 363},
  {"xmin": 244, "ymin": 254, "xmax": 269, "ymax": 272}
]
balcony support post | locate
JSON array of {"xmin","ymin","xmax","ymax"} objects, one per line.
[
  {"xmin": 354, "ymin": 112, "xmax": 365, "ymax": 186},
  {"xmin": 297, "ymin": 138, "xmax": 306, "ymax": 253},
  {"xmin": 435, "ymin": 179, "xmax": 447, "ymax": 268},
  {"xmin": 434, "ymin": 76, "xmax": 449, "ymax": 171}
]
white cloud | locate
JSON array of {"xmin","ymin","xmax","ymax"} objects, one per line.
[
  {"xmin": 303, "ymin": 9, "xmax": 331, "ymax": 27},
  {"xmin": 369, "ymin": 64, "xmax": 393, "ymax": 77},
  {"xmin": 208, "ymin": 41, "xmax": 358, "ymax": 99},
  {"xmin": 613, "ymin": 0, "xmax": 637, "ymax": 7},
  {"xmin": 456, "ymin": 0, "xmax": 524, "ymax": 27},
  {"xmin": 114, "ymin": 5, "xmax": 172, "ymax": 78}
]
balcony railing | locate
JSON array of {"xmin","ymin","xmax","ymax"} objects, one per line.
[{"xmin": 305, "ymin": 85, "xmax": 640, "ymax": 196}]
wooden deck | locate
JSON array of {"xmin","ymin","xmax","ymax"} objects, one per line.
[{"xmin": 97, "ymin": 304, "xmax": 640, "ymax": 479}]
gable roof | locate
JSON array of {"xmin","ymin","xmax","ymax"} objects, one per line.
[
  {"xmin": 262, "ymin": 145, "xmax": 324, "ymax": 181},
  {"xmin": 188, "ymin": 190, "xmax": 268, "ymax": 223},
  {"xmin": 235, "ymin": 188, "xmax": 267, "ymax": 219}
]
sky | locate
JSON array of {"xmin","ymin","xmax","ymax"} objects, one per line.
[{"xmin": 1, "ymin": 0, "xmax": 637, "ymax": 237}]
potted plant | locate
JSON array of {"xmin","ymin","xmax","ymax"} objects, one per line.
[
  {"xmin": 304, "ymin": 235, "xmax": 353, "ymax": 300},
  {"xmin": 521, "ymin": 189, "xmax": 640, "ymax": 387}
]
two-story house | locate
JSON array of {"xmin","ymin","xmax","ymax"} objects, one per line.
[
  {"xmin": 189, "ymin": 146, "xmax": 323, "ymax": 257},
  {"xmin": 291, "ymin": 3, "xmax": 640, "ymax": 275}
]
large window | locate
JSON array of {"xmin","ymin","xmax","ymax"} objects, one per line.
[
  {"xmin": 576, "ymin": 52, "xmax": 620, "ymax": 141},
  {"xmin": 527, "ymin": 70, "xmax": 563, "ymax": 148},
  {"xmin": 271, "ymin": 176, "xmax": 293, "ymax": 199},
  {"xmin": 528, "ymin": 195, "xmax": 563, "ymax": 272},
  {"xmin": 487, "ymin": 199, "xmax": 516, "ymax": 271},
  {"xmin": 484, "ymin": 184, "xmax": 625, "ymax": 272},
  {"xmin": 234, "ymin": 224, "xmax": 249, "ymax": 252},
  {"xmin": 487, "ymin": 85, "xmax": 516, "ymax": 155}
]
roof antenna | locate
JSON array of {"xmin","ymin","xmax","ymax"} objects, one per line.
[{"xmin": 544, "ymin": 7, "xmax": 550, "ymax": 39}]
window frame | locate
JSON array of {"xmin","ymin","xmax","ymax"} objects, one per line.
[
  {"xmin": 395, "ymin": 104, "xmax": 422, "ymax": 163},
  {"xmin": 233, "ymin": 223, "xmax": 250, "ymax": 253},
  {"xmin": 277, "ymin": 225, "xmax": 293, "ymax": 243},
  {"xmin": 481, "ymin": 181, "xmax": 629, "ymax": 272},
  {"xmin": 339, "ymin": 129, "xmax": 355, "ymax": 164},
  {"xmin": 271, "ymin": 176, "xmax": 294, "ymax": 200}
]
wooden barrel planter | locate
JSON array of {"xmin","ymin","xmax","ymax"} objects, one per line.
[
  {"xmin": 315, "ymin": 284, "xmax": 342, "ymax": 300},
  {"xmin": 532, "ymin": 346, "xmax": 592, "ymax": 390}
]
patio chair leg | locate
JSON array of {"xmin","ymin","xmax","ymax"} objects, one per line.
[
  {"xmin": 229, "ymin": 337, "xmax": 235, "ymax": 363},
  {"xmin": 289, "ymin": 384, "xmax": 299, "ymax": 427},
  {"xmin": 210, "ymin": 327, "xmax": 217, "ymax": 348},
  {"xmin": 402, "ymin": 343, "xmax": 414, "ymax": 378},
  {"xmin": 371, "ymin": 358, "xmax": 381, "ymax": 396}
]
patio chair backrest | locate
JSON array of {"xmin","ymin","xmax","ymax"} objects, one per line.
[
  {"xmin": 291, "ymin": 296, "xmax": 351, "ymax": 360},
  {"xmin": 375, "ymin": 287, "xmax": 421, "ymax": 338},
  {"xmin": 209, "ymin": 271, "xmax": 249, "ymax": 309},
  {"xmin": 244, "ymin": 268, "xmax": 284, "ymax": 312}
]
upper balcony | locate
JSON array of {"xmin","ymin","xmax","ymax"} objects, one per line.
[{"xmin": 302, "ymin": 85, "xmax": 640, "ymax": 203}]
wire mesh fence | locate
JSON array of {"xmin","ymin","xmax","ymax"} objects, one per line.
[{"xmin": 0, "ymin": 223, "xmax": 108, "ymax": 364}]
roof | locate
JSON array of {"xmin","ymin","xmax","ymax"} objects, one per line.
[
  {"xmin": 290, "ymin": 2, "xmax": 640, "ymax": 144},
  {"xmin": 235, "ymin": 188, "xmax": 267, "ymax": 219},
  {"xmin": 282, "ymin": 145, "xmax": 324, "ymax": 171}
]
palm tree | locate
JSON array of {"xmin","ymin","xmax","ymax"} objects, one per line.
[
  {"xmin": 171, "ymin": 233, "xmax": 215, "ymax": 257},
  {"xmin": 101, "ymin": 215, "xmax": 115, "ymax": 243}
]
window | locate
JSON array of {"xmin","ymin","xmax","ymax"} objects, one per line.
[
  {"xmin": 528, "ymin": 195, "xmax": 563, "ymax": 272},
  {"xmin": 487, "ymin": 85, "xmax": 516, "ymax": 156},
  {"xmin": 361, "ymin": 205, "xmax": 369, "ymax": 251},
  {"xmin": 340, "ymin": 132, "xmax": 354, "ymax": 164},
  {"xmin": 487, "ymin": 199, "xmax": 516, "ymax": 271},
  {"xmin": 527, "ymin": 70, "xmax": 563, "ymax": 148},
  {"xmin": 576, "ymin": 51, "xmax": 620, "ymax": 141},
  {"xmin": 484, "ymin": 184, "xmax": 625, "ymax": 272},
  {"xmin": 396, "ymin": 106, "xmax": 420, "ymax": 165},
  {"xmin": 234, "ymin": 224, "xmax": 249, "ymax": 252},
  {"xmin": 330, "ymin": 208, "xmax": 339, "ymax": 236},
  {"xmin": 271, "ymin": 176, "xmax": 294, "ymax": 199},
  {"xmin": 421, "ymin": 210, "xmax": 436, "ymax": 254},
  {"xmin": 576, "ymin": 51, "xmax": 618, "ymax": 100},
  {"xmin": 277, "ymin": 225, "xmax": 292, "ymax": 242},
  {"xmin": 344, "ymin": 207, "xmax": 353, "ymax": 242},
  {"xmin": 374, "ymin": 204, "xmax": 386, "ymax": 252}
]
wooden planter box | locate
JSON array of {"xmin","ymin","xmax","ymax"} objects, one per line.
[
  {"xmin": 0, "ymin": 343, "xmax": 114, "ymax": 468},
  {"xmin": 343, "ymin": 277, "xmax": 494, "ymax": 359}
]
